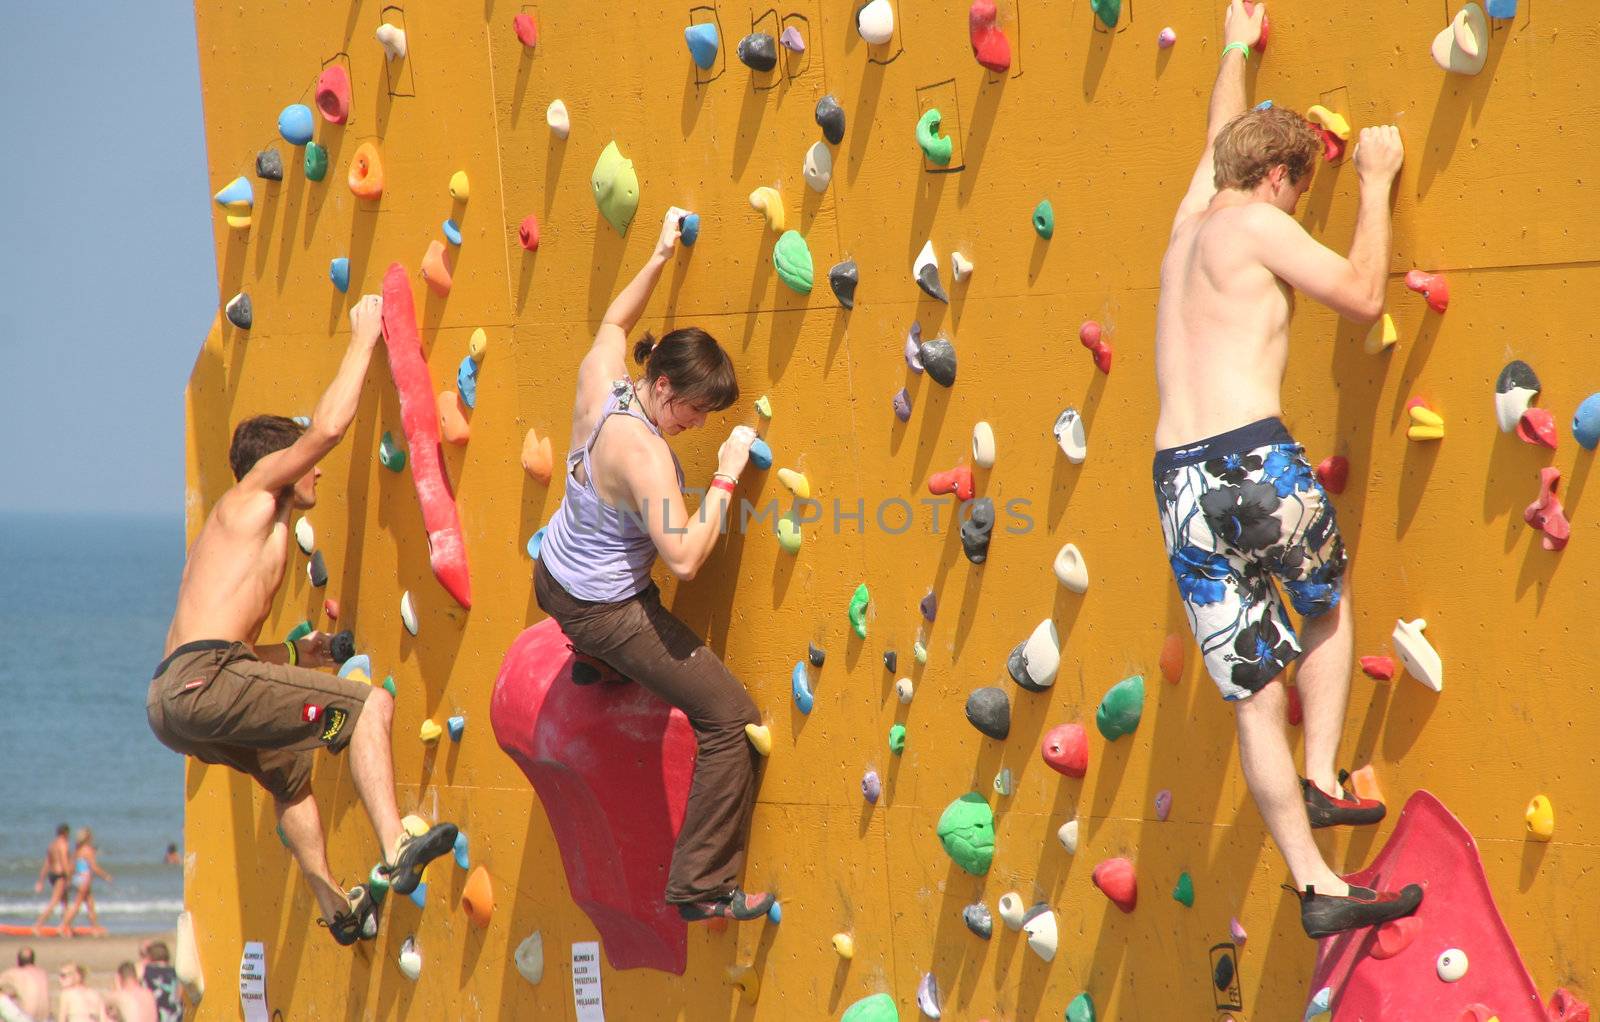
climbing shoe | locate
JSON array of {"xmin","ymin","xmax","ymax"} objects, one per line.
[
  {"xmin": 675, "ymin": 888, "xmax": 776, "ymax": 923},
  {"xmin": 380, "ymin": 823, "xmax": 459, "ymax": 896},
  {"xmin": 1286, "ymin": 882, "xmax": 1423, "ymax": 938},
  {"xmin": 319, "ymin": 885, "xmax": 379, "ymax": 946},
  {"xmin": 1302, "ymin": 775, "xmax": 1386, "ymax": 829}
]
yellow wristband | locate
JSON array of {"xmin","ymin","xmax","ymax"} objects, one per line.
[
  {"xmin": 284, "ymin": 640, "xmax": 299, "ymax": 666},
  {"xmin": 1221, "ymin": 41, "xmax": 1250, "ymax": 62}
]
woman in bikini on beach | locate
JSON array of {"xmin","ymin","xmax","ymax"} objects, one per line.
[{"xmin": 59, "ymin": 829, "xmax": 112, "ymax": 935}]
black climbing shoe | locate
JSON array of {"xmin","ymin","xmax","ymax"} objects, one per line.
[
  {"xmin": 1286, "ymin": 882, "xmax": 1423, "ymax": 938},
  {"xmin": 675, "ymin": 888, "xmax": 776, "ymax": 923},
  {"xmin": 380, "ymin": 823, "xmax": 459, "ymax": 896},
  {"xmin": 319, "ymin": 885, "xmax": 379, "ymax": 947},
  {"xmin": 1302, "ymin": 776, "xmax": 1386, "ymax": 829}
]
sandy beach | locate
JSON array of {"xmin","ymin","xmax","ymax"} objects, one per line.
[{"xmin": 0, "ymin": 931, "xmax": 174, "ymax": 1009}]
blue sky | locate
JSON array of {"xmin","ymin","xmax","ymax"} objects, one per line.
[{"xmin": 0, "ymin": 7, "xmax": 216, "ymax": 516}]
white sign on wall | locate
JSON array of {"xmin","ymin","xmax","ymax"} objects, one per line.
[
  {"xmin": 238, "ymin": 941, "xmax": 268, "ymax": 1022},
  {"xmin": 571, "ymin": 940, "xmax": 606, "ymax": 1021}
]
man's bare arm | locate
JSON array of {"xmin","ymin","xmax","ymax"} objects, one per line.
[{"xmin": 1173, "ymin": 0, "xmax": 1266, "ymax": 228}]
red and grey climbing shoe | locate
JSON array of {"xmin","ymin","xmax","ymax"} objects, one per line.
[
  {"xmin": 1302, "ymin": 776, "xmax": 1386, "ymax": 829},
  {"xmin": 379, "ymin": 823, "xmax": 460, "ymax": 896},
  {"xmin": 319, "ymin": 885, "xmax": 379, "ymax": 947},
  {"xmin": 1286, "ymin": 882, "xmax": 1423, "ymax": 938},
  {"xmin": 675, "ymin": 888, "xmax": 776, "ymax": 923}
]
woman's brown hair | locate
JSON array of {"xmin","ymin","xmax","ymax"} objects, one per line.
[{"xmin": 632, "ymin": 327, "xmax": 738, "ymax": 412}]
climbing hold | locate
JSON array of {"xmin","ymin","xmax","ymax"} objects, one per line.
[
  {"xmin": 224, "ymin": 292, "xmax": 252, "ymax": 330},
  {"xmin": 1092, "ymin": 857, "xmax": 1137, "ymax": 912},
  {"xmin": 815, "ymin": 94, "xmax": 846, "ymax": 144},
  {"xmin": 915, "ymin": 109, "xmax": 954, "ymax": 166},
  {"xmin": 842, "ymin": 993, "xmax": 898, "ymax": 1022},
  {"xmin": 749, "ymin": 437, "xmax": 773, "ymax": 469},
  {"xmin": 1517, "ymin": 406, "xmax": 1558, "ymax": 449},
  {"xmin": 808, "ymin": 644, "xmax": 825, "ymax": 667},
  {"xmin": 905, "ymin": 323, "xmax": 924, "ymax": 373},
  {"xmin": 928, "ymin": 465, "xmax": 974, "ymax": 502},
  {"xmin": 959, "ymin": 498, "xmax": 994, "ymax": 563},
  {"xmin": 997, "ymin": 892, "xmax": 1025, "ymax": 931},
  {"xmin": 1172, "ymin": 871, "xmax": 1195, "ymax": 907},
  {"xmin": 400, "ymin": 591, "xmax": 419, "ymax": 635},
  {"xmin": 892, "ymin": 388, "xmax": 913, "ymax": 422},
  {"xmin": 213, "ymin": 176, "xmax": 253, "ymax": 228},
  {"xmin": 294, "ymin": 517, "xmax": 315, "ymax": 554},
  {"xmin": 776, "ymin": 516, "xmax": 802, "ymax": 554},
  {"xmin": 439, "ymin": 390, "xmax": 471, "ymax": 445},
  {"xmin": 278, "ymin": 104, "xmax": 314, "ymax": 146},
  {"xmin": 1053, "ymin": 543, "xmax": 1089, "ymax": 592},
  {"xmin": 1067, "ymin": 993, "xmax": 1096, "ymax": 1022},
  {"xmin": 1090, "ymin": 0, "xmax": 1121, "ymax": 29},
  {"xmin": 1158, "ymin": 26, "xmax": 1177, "ymax": 47},
  {"xmin": 1486, "ymin": 0, "xmax": 1517, "ymax": 13},
  {"xmin": 969, "ymin": 0, "xmax": 1012, "ymax": 71},
  {"xmin": 1160, "ymin": 634, "xmax": 1184, "ymax": 683},
  {"xmin": 1080, "ymin": 321, "xmax": 1113, "ymax": 374},
  {"xmin": 381, "ymin": 676, "xmax": 397, "ymax": 697},
  {"xmin": 467, "ymin": 327, "xmax": 488, "ymax": 363},
  {"xmin": 684, "ymin": 23, "xmax": 719, "ymax": 68},
  {"xmin": 965, "ymin": 687, "xmax": 1011, "ymax": 740},
  {"xmin": 883, "ymin": 650, "xmax": 897, "ymax": 673},
  {"xmin": 1315, "ymin": 456, "xmax": 1349, "ymax": 495},
  {"xmin": 1041, "ymin": 723, "xmax": 1088, "ymax": 777},
  {"xmin": 1437, "ymin": 948, "xmax": 1469, "ymax": 982},
  {"xmin": 255, "ymin": 148, "xmax": 284, "ymax": 181},
  {"xmin": 888, "ymin": 724, "xmax": 907, "ymax": 754},
  {"xmin": 1057, "ymin": 819, "xmax": 1079, "ymax": 853},
  {"xmin": 920, "ymin": 592, "xmax": 937, "ymax": 621},
  {"xmin": 737, "ymin": 33, "xmax": 778, "ymax": 72},
  {"xmin": 513, "ymin": 12, "xmax": 538, "ymax": 47},
  {"xmin": 1304, "ymin": 988, "xmax": 1332, "ymax": 1021},
  {"xmin": 679, "ymin": 213, "xmax": 699, "ymax": 246},
  {"xmin": 1007, "ymin": 619, "xmax": 1060, "ymax": 691},
  {"xmin": 951, "ymin": 251, "xmax": 973, "ymax": 282},
  {"xmin": 1365, "ymin": 313, "xmax": 1398, "ymax": 354},
  {"xmin": 419, "ymin": 719, "xmax": 443, "ymax": 743},
  {"xmin": 1230, "ymin": 917, "xmax": 1248, "ymax": 947},
  {"xmin": 862, "ymin": 769, "xmax": 881, "ymax": 804},
  {"xmin": 1359, "ymin": 655, "xmax": 1396, "ymax": 680},
  {"xmin": 348, "ymin": 141, "xmax": 384, "ymax": 200},
  {"xmin": 461, "ymin": 865, "xmax": 493, "ymax": 927},
  {"xmin": 748, "ymin": 186, "xmax": 785, "ymax": 231},
  {"xmin": 1431, "ymin": 4, "xmax": 1489, "ymax": 75},
  {"xmin": 846, "ymin": 583, "xmax": 870, "ymax": 639},
  {"xmin": 1525, "ymin": 466, "xmax": 1570, "ymax": 551},
  {"xmin": 895, "ymin": 678, "xmax": 914, "ymax": 703},
  {"xmin": 1032, "ymin": 199, "xmax": 1055, "ymax": 239},
  {"xmin": 1493, "ymin": 361, "xmax": 1541, "ymax": 432},
  {"xmin": 329, "ymin": 631, "xmax": 357, "ymax": 663},
  {"xmin": 397, "ymin": 936, "xmax": 422, "ymax": 980},
  {"xmin": 857, "ymin": 0, "xmax": 895, "ymax": 44},
  {"xmin": 442, "ymin": 219, "xmax": 462, "ymax": 246},
  {"xmin": 919, "ymin": 335, "xmax": 957, "ymax": 386},
  {"xmin": 831, "ymin": 933, "xmax": 855, "ymax": 959},
  {"xmin": 521, "ymin": 428, "xmax": 554, "ymax": 484},
  {"xmin": 408, "ymin": 883, "xmax": 428, "ymax": 909},
  {"xmin": 447, "ymin": 716, "xmax": 465, "ymax": 742},
  {"xmin": 514, "ymin": 932, "xmax": 544, "ymax": 984},
  {"xmin": 375, "ymin": 23, "xmax": 407, "ymax": 59},
  {"xmin": 1525, "ymin": 794, "xmax": 1554, "ymax": 840},
  {"xmin": 1405, "ymin": 398, "xmax": 1444, "ymax": 441},
  {"xmin": 591, "ymin": 142, "xmax": 640, "ymax": 235},
  {"xmin": 1305, "ymin": 105, "xmax": 1351, "ymax": 162},
  {"xmin": 754, "ymin": 395, "xmax": 773, "ymax": 419},
  {"xmin": 304, "ymin": 142, "xmax": 329, "ymax": 181},
  {"xmin": 803, "ymin": 141, "xmax": 833, "ymax": 192},
  {"xmin": 913, "ymin": 240, "xmax": 949, "ymax": 303},
  {"xmin": 1572, "ymin": 392, "xmax": 1600, "ymax": 450},
  {"xmin": 1391, "ymin": 618, "xmax": 1443, "ymax": 691},
  {"xmin": 1347, "ymin": 764, "xmax": 1384, "ymax": 804},
  {"xmin": 1155, "ymin": 790, "xmax": 1172, "ymax": 821},
  {"xmin": 726, "ymin": 964, "xmax": 760, "ymax": 1005},
  {"xmin": 546, "ymin": 99, "xmax": 570, "ymax": 139},
  {"xmin": 1096, "ymin": 675, "xmax": 1145, "ymax": 739},
  {"xmin": 962, "ymin": 902, "xmax": 992, "ymax": 939},
  {"xmin": 912, "ymin": 641, "xmax": 927, "ymax": 664},
  {"xmin": 829, "ymin": 259, "xmax": 859, "ymax": 309},
  {"xmin": 456, "ymin": 355, "xmax": 478, "ymax": 409},
  {"xmin": 421, "ymin": 241, "xmax": 454, "ymax": 297},
  {"xmin": 1369, "ymin": 916, "xmax": 1420, "ymax": 960},
  {"xmin": 993, "ymin": 767, "xmax": 1014, "ymax": 796},
  {"xmin": 791, "ymin": 661, "xmax": 814, "ymax": 713},
  {"xmin": 972, "ymin": 422, "xmax": 996, "ymax": 467},
  {"xmin": 773, "ymin": 231, "xmax": 815, "ymax": 294},
  {"xmin": 1022, "ymin": 905, "xmax": 1058, "ymax": 961},
  {"xmin": 315, "ymin": 65, "xmax": 351, "ymax": 124},
  {"xmin": 780, "ymin": 26, "xmax": 805, "ymax": 51},
  {"xmin": 1405, "ymin": 269, "xmax": 1450, "ymax": 313},
  {"xmin": 323, "ymin": 599, "xmax": 340, "ymax": 620},
  {"xmin": 916, "ymin": 973, "xmax": 942, "ymax": 1018},
  {"xmin": 1054, "ymin": 408, "xmax": 1088, "ymax": 463},
  {"xmin": 744, "ymin": 723, "xmax": 772, "ymax": 756},
  {"xmin": 936, "ymin": 793, "xmax": 995, "ymax": 875},
  {"xmin": 307, "ymin": 551, "xmax": 328, "ymax": 587}
]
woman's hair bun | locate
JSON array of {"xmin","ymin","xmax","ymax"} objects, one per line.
[{"xmin": 632, "ymin": 332, "xmax": 657, "ymax": 365}]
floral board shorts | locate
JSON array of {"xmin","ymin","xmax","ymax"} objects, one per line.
[{"xmin": 1152, "ymin": 417, "xmax": 1347, "ymax": 701}]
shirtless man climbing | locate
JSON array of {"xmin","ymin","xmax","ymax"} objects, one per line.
[
  {"xmin": 1152, "ymin": 0, "xmax": 1422, "ymax": 937},
  {"xmin": 146, "ymin": 296, "xmax": 457, "ymax": 946}
]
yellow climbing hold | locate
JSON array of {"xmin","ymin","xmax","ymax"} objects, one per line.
[
  {"xmin": 420, "ymin": 719, "xmax": 444, "ymax": 743},
  {"xmin": 832, "ymin": 933, "xmax": 855, "ymax": 959},
  {"xmin": 744, "ymin": 723, "xmax": 772, "ymax": 756},
  {"xmin": 449, "ymin": 170, "xmax": 470, "ymax": 202},
  {"xmin": 777, "ymin": 468, "xmax": 811, "ymax": 498},
  {"xmin": 1525, "ymin": 794, "xmax": 1555, "ymax": 840},
  {"xmin": 1305, "ymin": 105, "xmax": 1351, "ymax": 141},
  {"xmin": 469, "ymin": 327, "xmax": 487, "ymax": 362},
  {"xmin": 748, "ymin": 186, "xmax": 784, "ymax": 231},
  {"xmin": 755, "ymin": 395, "xmax": 773, "ymax": 418},
  {"xmin": 1365, "ymin": 312, "xmax": 1398, "ymax": 354},
  {"xmin": 725, "ymin": 964, "xmax": 760, "ymax": 1005},
  {"xmin": 1406, "ymin": 399, "xmax": 1445, "ymax": 441}
]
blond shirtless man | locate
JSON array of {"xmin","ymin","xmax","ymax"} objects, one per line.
[
  {"xmin": 56, "ymin": 964, "xmax": 105, "ymax": 1022},
  {"xmin": 1153, "ymin": 0, "xmax": 1422, "ymax": 938},
  {"xmin": 146, "ymin": 296, "xmax": 456, "ymax": 946},
  {"xmin": 104, "ymin": 963, "xmax": 156, "ymax": 1022}
]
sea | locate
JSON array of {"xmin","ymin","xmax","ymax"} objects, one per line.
[{"xmin": 0, "ymin": 512, "xmax": 186, "ymax": 934}]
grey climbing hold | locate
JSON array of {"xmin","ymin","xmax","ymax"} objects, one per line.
[
  {"xmin": 808, "ymin": 643, "xmax": 826, "ymax": 667},
  {"xmin": 829, "ymin": 259, "xmax": 858, "ymax": 308},
  {"xmin": 919, "ymin": 335, "xmax": 957, "ymax": 387},
  {"xmin": 962, "ymin": 902, "xmax": 992, "ymax": 939},
  {"xmin": 913, "ymin": 240, "xmax": 948, "ymax": 303},
  {"xmin": 329, "ymin": 630, "xmax": 356, "ymax": 664},
  {"xmin": 893, "ymin": 388, "xmax": 913, "ymax": 422},
  {"xmin": 916, "ymin": 973, "xmax": 942, "ymax": 1018},
  {"xmin": 1006, "ymin": 620, "xmax": 1060, "ymax": 691},
  {"xmin": 308, "ymin": 550, "xmax": 329, "ymax": 587},
  {"xmin": 225, "ymin": 292, "xmax": 252, "ymax": 330},
  {"xmin": 737, "ymin": 32, "xmax": 778, "ymax": 71},
  {"xmin": 883, "ymin": 650, "xmax": 897, "ymax": 672},
  {"xmin": 960, "ymin": 498, "xmax": 994, "ymax": 563},
  {"xmin": 815, "ymin": 95, "xmax": 846, "ymax": 145},
  {"xmin": 1495, "ymin": 360, "xmax": 1541, "ymax": 433},
  {"xmin": 964, "ymin": 687, "xmax": 1011, "ymax": 740},
  {"xmin": 919, "ymin": 592, "xmax": 937, "ymax": 621},
  {"xmin": 256, "ymin": 148, "xmax": 283, "ymax": 181}
]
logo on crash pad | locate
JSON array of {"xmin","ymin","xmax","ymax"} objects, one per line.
[
  {"xmin": 302, "ymin": 703, "xmax": 322, "ymax": 723},
  {"xmin": 319, "ymin": 707, "xmax": 348, "ymax": 744}
]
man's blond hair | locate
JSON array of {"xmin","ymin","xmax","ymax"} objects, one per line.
[{"xmin": 1212, "ymin": 106, "xmax": 1321, "ymax": 191}]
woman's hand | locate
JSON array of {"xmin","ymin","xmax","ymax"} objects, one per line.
[
  {"xmin": 655, "ymin": 207, "xmax": 690, "ymax": 260},
  {"xmin": 716, "ymin": 425, "xmax": 756, "ymax": 480}
]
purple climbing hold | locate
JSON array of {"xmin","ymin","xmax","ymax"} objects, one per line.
[
  {"xmin": 893, "ymin": 388, "xmax": 913, "ymax": 422},
  {"xmin": 779, "ymin": 26, "xmax": 805, "ymax": 52},
  {"xmin": 919, "ymin": 591, "xmax": 937, "ymax": 621},
  {"xmin": 808, "ymin": 643, "xmax": 826, "ymax": 667},
  {"xmin": 883, "ymin": 650, "xmax": 897, "ymax": 673},
  {"xmin": 904, "ymin": 323, "xmax": 924, "ymax": 373},
  {"xmin": 1155, "ymin": 789, "xmax": 1172, "ymax": 821},
  {"xmin": 916, "ymin": 973, "xmax": 942, "ymax": 1018},
  {"xmin": 862, "ymin": 769, "xmax": 881, "ymax": 804}
]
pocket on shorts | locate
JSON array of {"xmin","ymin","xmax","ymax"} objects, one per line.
[{"xmin": 161, "ymin": 670, "xmax": 244, "ymax": 742}]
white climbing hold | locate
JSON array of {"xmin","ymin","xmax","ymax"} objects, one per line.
[
  {"xmin": 397, "ymin": 936, "xmax": 422, "ymax": 980},
  {"xmin": 1431, "ymin": 4, "xmax": 1489, "ymax": 75},
  {"xmin": 803, "ymin": 141, "xmax": 833, "ymax": 192},
  {"xmin": 1018, "ymin": 619, "xmax": 1061, "ymax": 688},
  {"xmin": 294, "ymin": 517, "xmax": 314, "ymax": 554},
  {"xmin": 857, "ymin": 0, "xmax": 895, "ymax": 44},
  {"xmin": 1054, "ymin": 408, "xmax": 1087, "ymax": 463},
  {"xmin": 546, "ymin": 99, "xmax": 571, "ymax": 140},
  {"xmin": 997, "ymin": 892, "xmax": 1025, "ymax": 931},
  {"xmin": 972, "ymin": 421, "xmax": 996, "ymax": 468},
  {"xmin": 174, "ymin": 910, "xmax": 204, "ymax": 1004},
  {"xmin": 1304, "ymin": 987, "xmax": 1333, "ymax": 1021},
  {"xmin": 1023, "ymin": 907, "xmax": 1058, "ymax": 962},
  {"xmin": 916, "ymin": 972, "xmax": 942, "ymax": 1018},
  {"xmin": 1053, "ymin": 543, "xmax": 1089, "ymax": 593},
  {"xmin": 1436, "ymin": 947, "xmax": 1468, "ymax": 981},
  {"xmin": 515, "ymin": 932, "xmax": 545, "ymax": 984},
  {"xmin": 896, "ymin": 678, "xmax": 915, "ymax": 704},
  {"xmin": 913, "ymin": 239, "xmax": 948, "ymax": 302},
  {"xmin": 1057, "ymin": 818, "xmax": 1079, "ymax": 853},
  {"xmin": 951, "ymin": 251, "xmax": 973, "ymax": 282},
  {"xmin": 400, "ymin": 590, "xmax": 419, "ymax": 636},
  {"xmin": 1392, "ymin": 618, "xmax": 1443, "ymax": 692},
  {"xmin": 375, "ymin": 23, "xmax": 407, "ymax": 59}
]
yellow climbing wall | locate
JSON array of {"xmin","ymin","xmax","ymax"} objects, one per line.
[{"xmin": 184, "ymin": 1, "xmax": 1597, "ymax": 1017}]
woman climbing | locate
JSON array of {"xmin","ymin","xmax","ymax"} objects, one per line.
[
  {"xmin": 535, "ymin": 207, "xmax": 774, "ymax": 923},
  {"xmin": 59, "ymin": 829, "xmax": 112, "ymax": 934}
]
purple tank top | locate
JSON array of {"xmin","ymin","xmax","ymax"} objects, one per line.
[{"xmin": 541, "ymin": 380, "xmax": 685, "ymax": 602}]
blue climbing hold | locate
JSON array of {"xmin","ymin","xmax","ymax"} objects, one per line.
[
  {"xmin": 791, "ymin": 660, "xmax": 814, "ymax": 714},
  {"xmin": 338, "ymin": 654, "xmax": 371, "ymax": 680},
  {"xmin": 1573, "ymin": 393, "xmax": 1600, "ymax": 451},
  {"xmin": 767, "ymin": 900, "xmax": 782, "ymax": 924},
  {"xmin": 1485, "ymin": 0, "xmax": 1517, "ymax": 16},
  {"xmin": 1255, "ymin": 99, "xmax": 1274, "ymax": 110},
  {"xmin": 408, "ymin": 883, "xmax": 427, "ymax": 909},
  {"xmin": 213, "ymin": 176, "xmax": 254, "ymax": 209},
  {"xmin": 457, "ymin": 355, "xmax": 479, "ymax": 409},
  {"xmin": 443, "ymin": 219, "xmax": 462, "ymax": 246},
  {"xmin": 453, "ymin": 830, "xmax": 470, "ymax": 869},
  {"xmin": 447, "ymin": 715, "xmax": 466, "ymax": 741},
  {"xmin": 329, "ymin": 257, "xmax": 350, "ymax": 292},
  {"xmin": 680, "ymin": 212, "xmax": 700, "ymax": 247},
  {"xmin": 684, "ymin": 23, "xmax": 719, "ymax": 69},
  {"xmin": 278, "ymin": 104, "xmax": 314, "ymax": 146},
  {"xmin": 292, "ymin": 416, "xmax": 312, "ymax": 428},
  {"xmin": 749, "ymin": 437, "xmax": 773, "ymax": 470},
  {"xmin": 526, "ymin": 527, "xmax": 547, "ymax": 559}
]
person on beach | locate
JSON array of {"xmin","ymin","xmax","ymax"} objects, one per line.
[
  {"xmin": 105, "ymin": 963, "xmax": 156, "ymax": 1022},
  {"xmin": 161, "ymin": 845, "xmax": 178, "ymax": 867},
  {"xmin": 0, "ymin": 949, "xmax": 47, "ymax": 1020},
  {"xmin": 145, "ymin": 296, "xmax": 458, "ymax": 947},
  {"xmin": 31, "ymin": 825, "xmax": 71, "ymax": 931},
  {"xmin": 535, "ymin": 207, "xmax": 774, "ymax": 923},
  {"xmin": 1152, "ymin": 0, "xmax": 1423, "ymax": 938},
  {"xmin": 59, "ymin": 829, "xmax": 112, "ymax": 934},
  {"xmin": 136, "ymin": 943, "xmax": 179, "ymax": 1022},
  {"xmin": 55, "ymin": 964, "xmax": 104, "ymax": 1022}
]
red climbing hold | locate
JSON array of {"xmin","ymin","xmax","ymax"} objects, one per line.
[
  {"xmin": 1370, "ymin": 916, "xmax": 1421, "ymax": 960},
  {"xmin": 315, "ymin": 65, "xmax": 351, "ymax": 124},
  {"xmin": 1359, "ymin": 656, "xmax": 1395, "ymax": 681},
  {"xmin": 323, "ymin": 599, "xmax": 340, "ymax": 621},
  {"xmin": 1516, "ymin": 407, "xmax": 1558, "ymax": 449},
  {"xmin": 513, "ymin": 12, "xmax": 538, "ymax": 48},
  {"xmin": 1092, "ymin": 857, "xmax": 1137, "ymax": 913},
  {"xmin": 1547, "ymin": 989, "xmax": 1591, "ymax": 1021},
  {"xmin": 1040, "ymin": 723, "xmax": 1088, "ymax": 778},
  {"xmin": 1315, "ymin": 455, "xmax": 1348, "ymax": 495},
  {"xmin": 968, "ymin": 0, "xmax": 1012, "ymax": 72},
  {"xmin": 1159, "ymin": 633, "xmax": 1184, "ymax": 683},
  {"xmin": 519, "ymin": 212, "xmax": 541, "ymax": 251},
  {"xmin": 1244, "ymin": 1, "xmax": 1269, "ymax": 50},
  {"xmin": 1080, "ymin": 321, "xmax": 1112, "ymax": 374},
  {"xmin": 1524, "ymin": 466, "xmax": 1570, "ymax": 552},
  {"xmin": 1405, "ymin": 270, "xmax": 1450, "ymax": 313},
  {"xmin": 928, "ymin": 465, "xmax": 975, "ymax": 502},
  {"xmin": 491, "ymin": 618, "xmax": 695, "ymax": 974},
  {"xmin": 1287, "ymin": 685, "xmax": 1304, "ymax": 726}
]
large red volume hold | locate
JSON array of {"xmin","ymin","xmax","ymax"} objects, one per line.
[{"xmin": 381, "ymin": 263, "xmax": 472, "ymax": 608}]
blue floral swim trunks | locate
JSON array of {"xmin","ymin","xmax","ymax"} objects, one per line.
[{"xmin": 1153, "ymin": 417, "xmax": 1347, "ymax": 701}]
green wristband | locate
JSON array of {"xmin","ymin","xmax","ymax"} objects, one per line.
[{"xmin": 1221, "ymin": 41, "xmax": 1250, "ymax": 62}]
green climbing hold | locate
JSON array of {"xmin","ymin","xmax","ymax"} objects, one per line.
[
  {"xmin": 382, "ymin": 676, "xmax": 397, "ymax": 697},
  {"xmin": 848, "ymin": 583, "xmax": 870, "ymax": 638},
  {"xmin": 936, "ymin": 792, "xmax": 995, "ymax": 876},
  {"xmin": 304, "ymin": 142, "xmax": 329, "ymax": 182},
  {"xmin": 1066, "ymin": 992, "xmax": 1096, "ymax": 1022},
  {"xmin": 1090, "ymin": 0, "xmax": 1121, "ymax": 28},
  {"xmin": 590, "ymin": 140, "xmax": 640, "ymax": 235},
  {"xmin": 841, "ymin": 992, "xmax": 899, "ymax": 1022},
  {"xmin": 1173, "ymin": 871, "xmax": 1194, "ymax": 907},
  {"xmin": 889, "ymin": 724, "xmax": 907, "ymax": 754},
  {"xmin": 773, "ymin": 230, "xmax": 814, "ymax": 294},
  {"xmin": 1096, "ymin": 674, "xmax": 1145, "ymax": 740},
  {"xmin": 379, "ymin": 430, "xmax": 407, "ymax": 472},
  {"xmin": 275, "ymin": 824, "xmax": 289, "ymax": 848},
  {"xmin": 913, "ymin": 640, "xmax": 928, "ymax": 664},
  {"xmin": 368, "ymin": 862, "xmax": 391, "ymax": 900},
  {"xmin": 1033, "ymin": 199, "xmax": 1055, "ymax": 239},
  {"xmin": 286, "ymin": 620, "xmax": 313, "ymax": 643},
  {"xmin": 916, "ymin": 108, "xmax": 953, "ymax": 166}
]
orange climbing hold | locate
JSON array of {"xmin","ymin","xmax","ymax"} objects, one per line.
[
  {"xmin": 462, "ymin": 865, "xmax": 494, "ymax": 928},
  {"xmin": 513, "ymin": 12, "xmax": 538, "ymax": 48},
  {"xmin": 1359, "ymin": 656, "xmax": 1395, "ymax": 681},
  {"xmin": 1347, "ymin": 764, "xmax": 1384, "ymax": 804},
  {"xmin": 1159, "ymin": 633, "xmax": 1184, "ymax": 683},
  {"xmin": 421, "ymin": 241, "xmax": 454, "ymax": 296},
  {"xmin": 1092, "ymin": 857, "xmax": 1137, "ymax": 913},
  {"xmin": 522, "ymin": 428, "xmax": 554, "ymax": 484},
  {"xmin": 1405, "ymin": 269, "xmax": 1450, "ymax": 313},
  {"xmin": 348, "ymin": 142, "xmax": 384, "ymax": 200},
  {"xmin": 928, "ymin": 464, "xmax": 974, "ymax": 502},
  {"xmin": 439, "ymin": 390, "xmax": 471, "ymax": 445}
]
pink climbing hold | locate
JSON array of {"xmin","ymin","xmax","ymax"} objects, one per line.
[
  {"xmin": 928, "ymin": 464, "xmax": 975, "ymax": 502},
  {"xmin": 968, "ymin": 0, "xmax": 1012, "ymax": 73},
  {"xmin": 519, "ymin": 212, "xmax": 541, "ymax": 252},
  {"xmin": 1040, "ymin": 723, "xmax": 1088, "ymax": 778},
  {"xmin": 1315, "ymin": 455, "xmax": 1348, "ymax": 495},
  {"xmin": 1359, "ymin": 656, "xmax": 1396, "ymax": 681},
  {"xmin": 1405, "ymin": 270, "xmax": 1450, "ymax": 313},
  {"xmin": 1080, "ymin": 321, "xmax": 1112, "ymax": 374},
  {"xmin": 1547, "ymin": 990, "xmax": 1591, "ymax": 1021},
  {"xmin": 1092, "ymin": 857, "xmax": 1137, "ymax": 913},
  {"xmin": 1244, "ymin": 0, "xmax": 1269, "ymax": 50},
  {"xmin": 315, "ymin": 65, "xmax": 352, "ymax": 124},
  {"xmin": 380, "ymin": 263, "xmax": 472, "ymax": 608},
  {"xmin": 491, "ymin": 617, "xmax": 695, "ymax": 974},
  {"xmin": 1524, "ymin": 466, "xmax": 1570, "ymax": 551},
  {"xmin": 1516, "ymin": 407, "xmax": 1558, "ymax": 449},
  {"xmin": 513, "ymin": 12, "xmax": 538, "ymax": 48},
  {"xmin": 1370, "ymin": 916, "xmax": 1421, "ymax": 960}
]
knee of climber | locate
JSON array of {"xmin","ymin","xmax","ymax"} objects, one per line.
[{"xmin": 361, "ymin": 686, "xmax": 394, "ymax": 734}]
